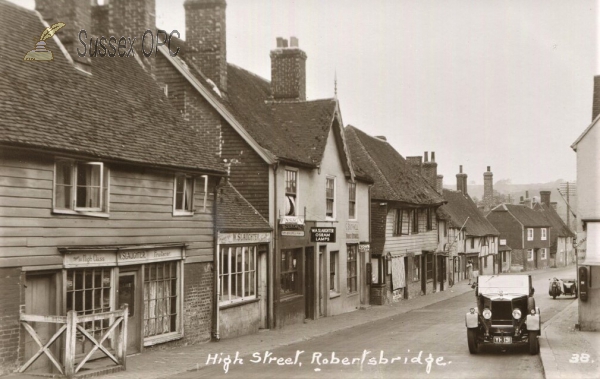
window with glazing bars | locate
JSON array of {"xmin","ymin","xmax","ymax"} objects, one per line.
[
  {"xmin": 326, "ymin": 177, "xmax": 335, "ymax": 218},
  {"xmin": 411, "ymin": 210, "xmax": 419, "ymax": 234},
  {"xmin": 285, "ymin": 170, "xmax": 297, "ymax": 216},
  {"xmin": 347, "ymin": 245, "xmax": 358, "ymax": 293},
  {"xmin": 66, "ymin": 268, "xmax": 112, "ymax": 350},
  {"xmin": 348, "ymin": 182, "xmax": 356, "ymax": 219},
  {"xmin": 143, "ymin": 262, "xmax": 178, "ymax": 337},
  {"xmin": 281, "ymin": 249, "xmax": 301, "ymax": 296},
  {"xmin": 220, "ymin": 246, "xmax": 256, "ymax": 304}
]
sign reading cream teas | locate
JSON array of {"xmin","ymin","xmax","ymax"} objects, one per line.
[
  {"xmin": 346, "ymin": 222, "xmax": 359, "ymax": 242},
  {"xmin": 218, "ymin": 232, "xmax": 271, "ymax": 245}
]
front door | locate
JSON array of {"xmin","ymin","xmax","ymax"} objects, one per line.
[
  {"xmin": 304, "ymin": 247, "xmax": 315, "ymax": 319},
  {"xmin": 25, "ymin": 273, "xmax": 57, "ymax": 373},
  {"xmin": 118, "ymin": 270, "xmax": 141, "ymax": 354}
]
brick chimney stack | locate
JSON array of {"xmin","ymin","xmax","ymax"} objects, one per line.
[
  {"xmin": 483, "ymin": 166, "xmax": 493, "ymax": 212},
  {"xmin": 540, "ymin": 191, "xmax": 551, "ymax": 207},
  {"xmin": 270, "ymin": 37, "xmax": 307, "ymax": 101},
  {"xmin": 35, "ymin": 0, "xmax": 91, "ymax": 65},
  {"xmin": 406, "ymin": 156, "xmax": 423, "ymax": 176},
  {"xmin": 422, "ymin": 151, "xmax": 438, "ymax": 189},
  {"xmin": 184, "ymin": 0, "xmax": 228, "ymax": 91},
  {"xmin": 456, "ymin": 165, "xmax": 468, "ymax": 194},
  {"xmin": 110, "ymin": 0, "xmax": 156, "ymax": 58},
  {"xmin": 593, "ymin": 75, "xmax": 600, "ymax": 121},
  {"xmin": 436, "ymin": 175, "xmax": 444, "ymax": 195}
]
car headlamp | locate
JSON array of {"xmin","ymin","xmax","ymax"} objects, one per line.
[
  {"xmin": 530, "ymin": 309, "xmax": 536, "ymax": 315},
  {"xmin": 512, "ymin": 308, "xmax": 522, "ymax": 319},
  {"xmin": 483, "ymin": 308, "xmax": 492, "ymax": 319}
]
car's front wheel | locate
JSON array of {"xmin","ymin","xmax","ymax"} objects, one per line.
[
  {"xmin": 529, "ymin": 331, "xmax": 539, "ymax": 355},
  {"xmin": 467, "ymin": 328, "xmax": 479, "ymax": 354}
]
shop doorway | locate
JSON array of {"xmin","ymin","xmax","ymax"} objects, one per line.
[
  {"xmin": 304, "ymin": 247, "xmax": 315, "ymax": 319},
  {"xmin": 25, "ymin": 273, "xmax": 57, "ymax": 373},
  {"xmin": 118, "ymin": 270, "xmax": 141, "ymax": 354},
  {"xmin": 319, "ymin": 246, "xmax": 326, "ymax": 317}
]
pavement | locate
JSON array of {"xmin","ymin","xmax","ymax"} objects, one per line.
[
  {"xmin": 539, "ymin": 300, "xmax": 600, "ymax": 379},
  {"xmin": 6, "ymin": 273, "xmax": 599, "ymax": 379}
]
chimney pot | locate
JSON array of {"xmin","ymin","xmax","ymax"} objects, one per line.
[
  {"xmin": 460, "ymin": 165, "xmax": 463, "ymax": 174},
  {"xmin": 276, "ymin": 37, "xmax": 284, "ymax": 48},
  {"xmin": 487, "ymin": 166, "xmax": 490, "ymax": 172},
  {"xmin": 424, "ymin": 151, "xmax": 429, "ymax": 162},
  {"xmin": 431, "ymin": 152, "xmax": 435, "ymax": 162},
  {"xmin": 290, "ymin": 36, "xmax": 299, "ymax": 47},
  {"xmin": 270, "ymin": 36, "xmax": 307, "ymax": 101}
]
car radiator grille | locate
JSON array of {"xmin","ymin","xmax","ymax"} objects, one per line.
[{"xmin": 491, "ymin": 301, "xmax": 513, "ymax": 325}]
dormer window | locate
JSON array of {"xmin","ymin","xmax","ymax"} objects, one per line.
[{"xmin": 53, "ymin": 160, "xmax": 109, "ymax": 216}]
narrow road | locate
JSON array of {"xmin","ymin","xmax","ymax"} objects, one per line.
[{"xmin": 171, "ymin": 266, "xmax": 576, "ymax": 379}]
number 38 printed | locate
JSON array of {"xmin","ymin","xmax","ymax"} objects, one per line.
[{"xmin": 569, "ymin": 353, "xmax": 592, "ymax": 363}]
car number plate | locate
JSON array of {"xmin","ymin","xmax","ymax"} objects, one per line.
[{"xmin": 493, "ymin": 336, "xmax": 512, "ymax": 344}]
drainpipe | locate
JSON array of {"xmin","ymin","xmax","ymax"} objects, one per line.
[
  {"xmin": 212, "ymin": 178, "xmax": 222, "ymax": 341},
  {"xmin": 270, "ymin": 163, "xmax": 278, "ymax": 329}
]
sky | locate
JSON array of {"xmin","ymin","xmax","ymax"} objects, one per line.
[{"xmin": 12, "ymin": 0, "xmax": 598, "ymax": 185}]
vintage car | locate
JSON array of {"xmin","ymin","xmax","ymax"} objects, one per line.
[
  {"xmin": 465, "ymin": 275, "xmax": 540, "ymax": 355},
  {"xmin": 548, "ymin": 277, "xmax": 577, "ymax": 299}
]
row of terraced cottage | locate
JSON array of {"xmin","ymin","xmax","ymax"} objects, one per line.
[{"xmin": 0, "ymin": 0, "xmax": 574, "ymax": 375}]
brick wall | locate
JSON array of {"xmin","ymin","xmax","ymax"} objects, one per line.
[
  {"xmin": 154, "ymin": 53, "xmax": 223, "ymax": 159},
  {"xmin": 109, "ymin": 0, "xmax": 156, "ymax": 56},
  {"xmin": 219, "ymin": 301, "xmax": 260, "ymax": 339},
  {"xmin": 370, "ymin": 201, "xmax": 387, "ymax": 255},
  {"xmin": 0, "ymin": 268, "xmax": 23, "ymax": 376},
  {"xmin": 182, "ymin": 262, "xmax": 213, "ymax": 344}
]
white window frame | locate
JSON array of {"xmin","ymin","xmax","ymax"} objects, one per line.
[
  {"xmin": 219, "ymin": 246, "xmax": 257, "ymax": 305},
  {"xmin": 53, "ymin": 159, "xmax": 109, "ymax": 217},
  {"xmin": 541, "ymin": 248, "xmax": 547, "ymax": 260},
  {"xmin": 527, "ymin": 228, "xmax": 534, "ymax": 241},
  {"xmin": 326, "ymin": 176, "xmax": 336, "ymax": 220},
  {"xmin": 348, "ymin": 182, "xmax": 357, "ymax": 220},
  {"xmin": 527, "ymin": 249, "xmax": 534, "ymax": 261},
  {"xmin": 173, "ymin": 174, "xmax": 197, "ymax": 216},
  {"xmin": 284, "ymin": 168, "xmax": 298, "ymax": 216},
  {"xmin": 541, "ymin": 228, "xmax": 547, "ymax": 241},
  {"xmin": 347, "ymin": 245, "xmax": 358, "ymax": 293}
]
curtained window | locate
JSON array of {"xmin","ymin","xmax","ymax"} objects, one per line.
[{"xmin": 55, "ymin": 160, "xmax": 108, "ymax": 214}]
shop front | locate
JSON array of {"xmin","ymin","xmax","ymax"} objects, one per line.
[{"xmin": 47, "ymin": 244, "xmax": 187, "ymax": 357}]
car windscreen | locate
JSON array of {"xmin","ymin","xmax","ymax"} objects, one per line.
[{"xmin": 478, "ymin": 275, "xmax": 529, "ymax": 295}]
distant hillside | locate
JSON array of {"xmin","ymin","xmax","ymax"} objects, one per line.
[{"xmin": 444, "ymin": 179, "xmax": 577, "ymax": 231}]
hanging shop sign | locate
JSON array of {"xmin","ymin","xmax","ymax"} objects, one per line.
[
  {"xmin": 310, "ymin": 227, "xmax": 336, "ymax": 243},
  {"xmin": 280, "ymin": 216, "xmax": 305, "ymax": 237},
  {"xmin": 359, "ymin": 243, "xmax": 370, "ymax": 254}
]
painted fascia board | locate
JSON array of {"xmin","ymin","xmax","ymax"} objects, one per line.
[
  {"xmin": 571, "ymin": 114, "xmax": 600, "ymax": 150},
  {"xmin": 157, "ymin": 45, "xmax": 276, "ymax": 165}
]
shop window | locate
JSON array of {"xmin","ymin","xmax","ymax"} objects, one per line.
[
  {"xmin": 330, "ymin": 251, "xmax": 339, "ymax": 295},
  {"xmin": 281, "ymin": 249, "xmax": 301, "ymax": 297},
  {"xmin": 348, "ymin": 182, "xmax": 356, "ymax": 220},
  {"xmin": 285, "ymin": 169, "xmax": 298, "ymax": 216},
  {"xmin": 143, "ymin": 262, "xmax": 180, "ymax": 339},
  {"xmin": 541, "ymin": 248, "xmax": 547, "ymax": 260},
  {"xmin": 54, "ymin": 160, "xmax": 109, "ymax": 216},
  {"xmin": 426, "ymin": 254, "xmax": 433, "ymax": 282},
  {"xmin": 220, "ymin": 246, "xmax": 257, "ymax": 304},
  {"xmin": 527, "ymin": 228, "xmax": 534, "ymax": 241},
  {"xmin": 347, "ymin": 245, "xmax": 358, "ymax": 293},
  {"xmin": 413, "ymin": 256, "xmax": 420, "ymax": 282},
  {"xmin": 66, "ymin": 268, "xmax": 112, "ymax": 349},
  {"xmin": 326, "ymin": 177, "xmax": 336, "ymax": 219}
]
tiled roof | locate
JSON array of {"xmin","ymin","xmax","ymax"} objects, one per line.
[
  {"xmin": 344, "ymin": 125, "xmax": 445, "ymax": 205},
  {"xmin": 216, "ymin": 182, "xmax": 271, "ymax": 232},
  {"xmin": 533, "ymin": 203, "xmax": 576, "ymax": 238},
  {"xmin": 167, "ymin": 37, "xmax": 340, "ymax": 167},
  {"xmin": 495, "ymin": 204, "xmax": 552, "ymax": 228},
  {"xmin": 440, "ymin": 189, "xmax": 499, "ymax": 237},
  {"xmin": 0, "ymin": 1, "xmax": 224, "ymax": 174}
]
